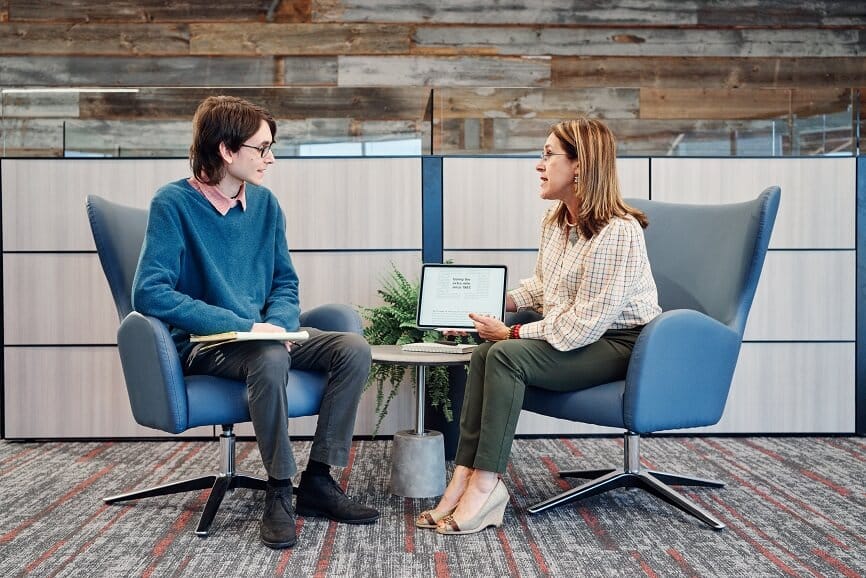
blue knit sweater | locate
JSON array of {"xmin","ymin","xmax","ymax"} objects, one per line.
[{"xmin": 132, "ymin": 178, "xmax": 300, "ymax": 361}]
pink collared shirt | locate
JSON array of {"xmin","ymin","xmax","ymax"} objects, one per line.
[{"xmin": 187, "ymin": 177, "xmax": 247, "ymax": 215}]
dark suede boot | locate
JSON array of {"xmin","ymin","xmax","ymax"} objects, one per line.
[
  {"xmin": 295, "ymin": 471, "xmax": 380, "ymax": 524},
  {"xmin": 260, "ymin": 484, "xmax": 297, "ymax": 549}
]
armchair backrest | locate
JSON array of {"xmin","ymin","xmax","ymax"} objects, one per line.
[
  {"xmin": 628, "ymin": 186, "xmax": 780, "ymax": 337},
  {"xmin": 85, "ymin": 195, "xmax": 148, "ymax": 321}
]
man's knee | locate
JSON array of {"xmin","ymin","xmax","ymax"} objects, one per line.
[
  {"xmin": 334, "ymin": 332, "xmax": 371, "ymax": 372},
  {"xmin": 250, "ymin": 345, "xmax": 291, "ymax": 387}
]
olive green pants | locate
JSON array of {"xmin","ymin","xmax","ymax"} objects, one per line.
[{"xmin": 454, "ymin": 326, "xmax": 643, "ymax": 473}]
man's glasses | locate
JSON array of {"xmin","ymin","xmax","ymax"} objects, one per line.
[
  {"xmin": 540, "ymin": 152, "xmax": 568, "ymax": 162},
  {"xmin": 240, "ymin": 143, "xmax": 274, "ymax": 158}
]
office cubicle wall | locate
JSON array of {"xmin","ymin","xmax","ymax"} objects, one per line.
[
  {"xmin": 443, "ymin": 156, "xmax": 856, "ymax": 434},
  {"xmin": 1, "ymin": 157, "xmax": 425, "ymax": 438},
  {"xmin": 1, "ymin": 156, "xmax": 858, "ymax": 438}
]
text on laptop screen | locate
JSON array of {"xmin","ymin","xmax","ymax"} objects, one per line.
[{"xmin": 417, "ymin": 264, "xmax": 507, "ymax": 330}]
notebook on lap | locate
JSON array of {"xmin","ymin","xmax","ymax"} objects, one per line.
[{"xmin": 416, "ymin": 264, "xmax": 508, "ymax": 333}]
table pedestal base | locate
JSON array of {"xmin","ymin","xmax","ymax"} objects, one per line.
[{"xmin": 389, "ymin": 429, "xmax": 446, "ymax": 498}]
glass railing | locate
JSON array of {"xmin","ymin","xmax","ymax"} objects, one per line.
[{"xmin": 1, "ymin": 86, "xmax": 860, "ymax": 157}]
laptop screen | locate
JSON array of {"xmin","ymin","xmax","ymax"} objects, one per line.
[{"xmin": 416, "ymin": 264, "xmax": 508, "ymax": 331}]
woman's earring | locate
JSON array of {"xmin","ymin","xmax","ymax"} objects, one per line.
[{"xmin": 573, "ymin": 175, "xmax": 579, "ymax": 183}]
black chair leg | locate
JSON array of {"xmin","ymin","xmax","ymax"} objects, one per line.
[
  {"xmin": 648, "ymin": 470, "xmax": 725, "ymax": 488},
  {"xmin": 529, "ymin": 433, "xmax": 726, "ymax": 530},
  {"xmin": 559, "ymin": 468, "xmax": 616, "ymax": 479},
  {"xmin": 103, "ymin": 426, "xmax": 266, "ymax": 537},
  {"xmin": 639, "ymin": 472, "xmax": 725, "ymax": 529},
  {"xmin": 527, "ymin": 470, "xmax": 631, "ymax": 513},
  {"xmin": 104, "ymin": 475, "xmax": 216, "ymax": 503}
]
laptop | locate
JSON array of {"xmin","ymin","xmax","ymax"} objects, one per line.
[{"xmin": 416, "ymin": 264, "xmax": 508, "ymax": 333}]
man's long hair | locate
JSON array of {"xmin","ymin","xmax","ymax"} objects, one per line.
[
  {"xmin": 547, "ymin": 118, "xmax": 648, "ymax": 238},
  {"xmin": 189, "ymin": 96, "xmax": 277, "ymax": 185}
]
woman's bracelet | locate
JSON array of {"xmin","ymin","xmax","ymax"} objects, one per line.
[{"xmin": 508, "ymin": 324, "xmax": 522, "ymax": 339}]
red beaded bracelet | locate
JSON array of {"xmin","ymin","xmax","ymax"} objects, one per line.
[{"xmin": 509, "ymin": 324, "xmax": 522, "ymax": 339}]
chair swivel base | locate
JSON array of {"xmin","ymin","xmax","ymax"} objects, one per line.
[
  {"xmin": 103, "ymin": 425, "xmax": 266, "ymax": 536},
  {"xmin": 104, "ymin": 471, "xmax": 266, "ymax": 536},
  {"xmin": 527, "ymin": 433, "xmax": 726, "ymax": 530}
]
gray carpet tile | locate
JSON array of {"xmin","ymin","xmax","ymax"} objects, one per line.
[{"xmin": 1, "ymin": 437, "xmax": 864, "ymax": 577}]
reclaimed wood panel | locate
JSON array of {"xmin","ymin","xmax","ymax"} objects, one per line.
[
  {"xmin": 0, "ymin": 56, "xmax": 278, "ymax": 86},
  {"xmin": 412, "ymin": 26, "xmax": 866, "ymax": 58},
  {"xmin": 78, "ymin": 87, "xmax": 431, "ymax": 120},
  {"xmin": 0, "ymin": 118, "xmax": 65, "ymax": 156},
  {"xmin": 314, "ymin": 0, "xmax": 866, "ymax": 26},
  {"xmin": 0, "ymin": 23, "xmax": 190, "ymax": 55},
  {"xmin": 651, "ymin": 157, "xmax": 856, "ymax": 249},
  {"xmin": 434, "ymin": 87, "xmax": 638, "ymax": 120},
  {"xmin": 6, "ymin": 0, "xmax": 280, "ymax": 22},
  {"xmin": 338, "ymin": 56, "xmax": 550, "ymax": 87},
  {"xmin": 640, "ymin": 88, "xmax": 852, "ymax": 120},
  {"xmin": 1, "ymin": 91, "xmax": 79, "ymax": 117},
  {"xmin": 4, "ymin": 347, "xmax": 214, "ymax": 438},
  {"xmin": 190, "ymin": 23, "xmax": 409, "ymax": 55},
  {"xmin": 552, "ymin": 56, "xmax": 866, "ymax": 89}
]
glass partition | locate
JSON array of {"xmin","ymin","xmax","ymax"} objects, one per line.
[{"xmin": 1, "ymin": 86, "xmax": 860, "ymax": 158}]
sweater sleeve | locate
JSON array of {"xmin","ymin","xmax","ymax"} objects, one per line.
[
  {"xmin": 131, "ymin": 194, "xmax": 256, "ymax": 335},
  {"xmin": 261, "ymin": 206, "xmax": 301, "ymax": 331}
]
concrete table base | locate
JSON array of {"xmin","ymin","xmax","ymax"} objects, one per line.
[{"xmin": 389, "ymin": 429, "xmax": 446, "ymax": 498}]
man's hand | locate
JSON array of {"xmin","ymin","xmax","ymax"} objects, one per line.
[{"xmin": 469, "ymin": 313, "xmax": 510, "ymax": 342}]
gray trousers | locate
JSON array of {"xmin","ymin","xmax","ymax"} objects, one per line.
[
  {"xmin": 455, "ymin": 322, "xmax": 642, "ymax": 474},
  {"xmin": 186, "ymin": 328, "xmax": 371, "ymax": 479}
]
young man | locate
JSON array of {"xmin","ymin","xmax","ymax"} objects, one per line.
[{"xmin": 132, "ymin": 96, "xmax": 379, "ymax": 549}]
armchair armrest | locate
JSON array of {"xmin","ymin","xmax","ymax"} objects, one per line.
[
  {"xmin": 117, "ymin": 312, "xmax": 189, "ymax": 434},
  {"xmin": 623, "ymin": 309, "xmax": 741, "ymax": 433},
  {"xmin": 300, "ymin": 303, "xmax": 363, "ymax": 334}
]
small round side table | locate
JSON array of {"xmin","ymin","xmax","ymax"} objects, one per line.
[{"xmin": 370, "ymin": 345, "xmax": 472, "ymax": 498}]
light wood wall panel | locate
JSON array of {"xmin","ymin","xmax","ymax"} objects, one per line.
[
  {"xmin": 1, "ymin": 158, "xmax": 189, "ymax": 251},
  {"xmin": 744, "ymin": 251, "xmax": 855, "ymax": 341},
  {"xmin": 651, "ymin": 157, "xmax": 855, "ymax": 249},
  {"xmin": 292, "ymin": 251, "xmax": 423, "ymax": 313},
  {"xmin": 4, "ymin": 347, "xmax": 213, "ymax": 438},
  {"xmin": 3, "ymin": 254, "xmax": 118, "ymax": 345},
  {"xmin": 268, "ymin": 158, "xmax": 421, "ymax": 250},
  {"xmin": 443, "ymin": 157, "xmax": 649, "ymax": 248},
  {"xmin": 683, "ymin": 343, "xmax": 855, "ymax": 433}
]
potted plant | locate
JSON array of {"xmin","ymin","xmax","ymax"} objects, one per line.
[{"xmin": 360, "ymin": 263, "xmax": 466, "ymax": 444}]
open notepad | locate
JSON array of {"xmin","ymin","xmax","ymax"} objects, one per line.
[{"xmin": 190, "ymin": 330, "xmax": 310, "ymax": 352}]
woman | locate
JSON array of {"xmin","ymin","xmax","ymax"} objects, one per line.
[{"xmin": 418, "ymin": 118, "xmax": 662, "ymax": 535}]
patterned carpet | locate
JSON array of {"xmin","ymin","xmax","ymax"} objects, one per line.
[{"xmin": 1, "ymin": 436, "xmax": 864, "ymax": 577}]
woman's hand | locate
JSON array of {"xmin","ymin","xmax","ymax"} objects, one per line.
[{"xmin": 469, "ymin": 313, "xmax": 510, "ymax": 341}]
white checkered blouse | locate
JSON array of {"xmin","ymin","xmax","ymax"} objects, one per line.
[{"xmin": 509, "ymin": 211, "xmax": 661, "ymax": 351}]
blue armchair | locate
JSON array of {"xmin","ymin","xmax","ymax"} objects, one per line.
[
  {"xmin": 521, "ymin": 186, "xmax": 780, "ymax": 530},
  {"xmin": 85, "ymin": 195, "xmax": 363, "ymax": 537}
]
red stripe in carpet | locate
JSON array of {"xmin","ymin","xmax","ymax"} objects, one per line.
[
  {"xmin": 0, "ymin": 464, "xmax": 115, "ymax": 545},
  {"xmin": 313, "ymin": 442, "xmax": 358, "ymax": 578},
  {"xmin": 76, "ymin": 442, "xmax": 114, "ymax": 463},
  {"xmin": 561, "ymin": 438, "xmax": 584, "ymax": 459},
  {"xmin": 666, "ymin": 547, "xmax": 701, "ymax": 578},
  {"xmin": 434, "ymin": 551, "xmax": 450, "ymax": 578},
  {"xmin": 506, "ymin": 462, "xmax": 527, "ymax": 497},
  {"xmin": 403, "ymin": 497, "xmax": 416, "ymax": 553},
  {"xmin": 630, "ymin": 550, "xmax": 659, "ymax": 578},
  {"xmin": 812, "ymin": 547, "xmax": 861, "ymax": 578},
  {"xmin": 820, "ymin": 438, "xmax": 866, "ymax": 462},
  {"xmin": 274, "ymin": 518, "xmax": 304, "ymax": 575},
  {"xmin": 504, "ymin": 467, "xmax": 551, "ymax": 575},
  {"xmin": 50, "ymin": 507, "xmax": 134, "ymax": 577},
  {"xmin": 495, "ymin": 526, "xmax": 521, "ymax": 577},
  {"xmin": 691, "ymin": 493, "xmax": 815, "ymax": 577},
  {"xmin": 690, "ymin": 439, "xmax": 865, "ymax": 546}
]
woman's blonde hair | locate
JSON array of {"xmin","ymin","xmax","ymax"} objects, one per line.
[{"xmin": 547, "ymin": 118, "xmax": 648, "ymax": 238}]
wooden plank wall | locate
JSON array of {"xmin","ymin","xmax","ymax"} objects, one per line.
[{"xmin": 0, "ymin": 1, "xmax": 864, "ymax": 155}]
